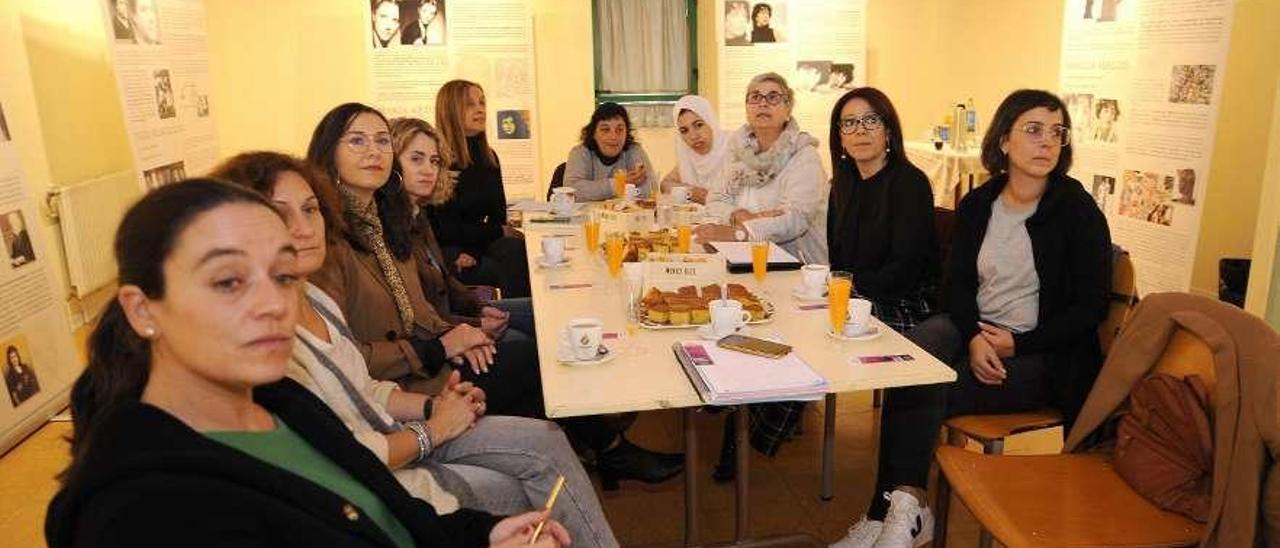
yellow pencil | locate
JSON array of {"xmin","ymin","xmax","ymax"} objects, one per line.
[{"xmin": 529, "ymin": 475, "xmax": 566, "ymax": 544}]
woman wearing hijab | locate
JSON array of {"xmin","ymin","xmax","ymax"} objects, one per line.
[{"xmin": 659, "ymin": 95, "xmax": 727, "ymax": 205}]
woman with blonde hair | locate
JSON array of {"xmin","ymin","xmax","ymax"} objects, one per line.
[{"xmin": 432, "ymin": 80, "xmax": 529, "ymax": 298}]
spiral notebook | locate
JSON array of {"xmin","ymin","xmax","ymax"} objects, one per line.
[{"xmin": 671, "ymin": 341, "xmax": 828, "ymax": 405}]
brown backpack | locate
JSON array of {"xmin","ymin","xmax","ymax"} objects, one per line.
[{"xmin": 1114, "ymin": 373, "xmax": 1213, "ymax": 522}]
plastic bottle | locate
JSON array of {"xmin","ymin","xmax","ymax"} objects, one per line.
[
  {"xmin": 965, "ymin": 97, "xmax": 978, "ymax": 146},
  {"xmin": 951, "ymin": 104, "xmax": 967, "ymax": 151}
]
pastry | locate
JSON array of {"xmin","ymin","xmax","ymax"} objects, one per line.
[
  {"xmin": 646, "ymin": 302, "xmax": 670, "ymax": 324},
  {"xmin": 668, "ymin": 303, "xmax": 691, "ymax": 326}
]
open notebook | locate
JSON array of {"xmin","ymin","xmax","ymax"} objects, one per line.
[
  {"xmin": 706, "ymin": 241, "xmax": 803, "ymax": 273},
  {"xmin": 672, "ymin": 341, "xmax": 828, "ymax": 405}
]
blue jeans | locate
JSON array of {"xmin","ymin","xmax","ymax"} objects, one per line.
[
  {"xmin": 430, "ymin": 416, "xmax": 618, "ymax": 548},
  {"xmin": 492, "ymin": 297, "xmax": 536, "ymax": 339}
]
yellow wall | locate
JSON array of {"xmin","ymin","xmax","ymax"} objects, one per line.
[
  {"xmin": 1191, "ymin": 0, "xmax": 1280, "ymax": 296},
  {"xmin": 1245, "ymin": 73, "xmax": 1280, "ymax": 325}
]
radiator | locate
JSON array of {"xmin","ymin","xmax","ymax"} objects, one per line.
[{"xmin": 48, "ymin": 171, "xmax": 140, "ymax": 299}]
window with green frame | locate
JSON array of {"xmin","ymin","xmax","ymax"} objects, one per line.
[{"xmin": 592, "ymin": 0, "xmax": 698, "ymax": 124}]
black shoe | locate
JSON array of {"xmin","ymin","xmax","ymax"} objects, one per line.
[{"xmin": 596, "ymin": 437, "xmax": 684, "ymax": 491}]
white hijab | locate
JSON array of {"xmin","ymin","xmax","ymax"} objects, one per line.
[{"xmin": 673, "ymin": 95, "xmax": 728, "ymax": 190}]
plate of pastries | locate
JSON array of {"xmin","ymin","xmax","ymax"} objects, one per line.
[
  {"xmin": 638, "ymin": 283, "xmax": 774, "ymax": 328},
  {"xmin": 604, "ymin": 229, "xmax": 702, "ymax": 262}
]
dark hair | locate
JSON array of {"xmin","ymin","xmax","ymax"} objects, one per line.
[
  {"xmin": 579, "ymin": 102, "xmax": 636, "ymax": 157},
  {"xmin": 980, "ymin": 89, "xmax": 1074, "ymax": 177},
  {"xmin": 752, "ymin": 3, "xmax": 772, "ymax": 25},
  {"xmin": 211, "ymin": 151, "xmax": 344, "ymax": 244},
  {"xmin": 305, "ymin": 102, "xmax": 415, "ymax": 260},
  {"xmin": 62, "ymin": 179, "xmax": 281, "ymax": 483},
  {"xmin": 827, "ymin": 87, "xmax": 908, "ymax": 182},
  {"xmin": 5, "ymin": 345, "xmax": 19, "ymax": 366},
  {"xmin": 1095, "ymin": 98, "xmax": 1120, "ymax": 119}
]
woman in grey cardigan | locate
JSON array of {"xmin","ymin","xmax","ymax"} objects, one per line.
[{"xmin": 564, "ymin": 102, "xmax": 657, "ymax": 201}]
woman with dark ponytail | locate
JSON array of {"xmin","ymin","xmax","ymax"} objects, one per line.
[{"xmin": 47, "ymin": 179, "xmax": 569, "ymax": 547}]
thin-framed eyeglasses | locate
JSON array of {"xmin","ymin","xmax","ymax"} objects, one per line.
[
  {"xmin": 838, "ymin": 113, "xmax": 884, "ymax": 135},
  {"xmin": 341, "ymin": 132, "xmax": 394, "ymax": 154},
  {"xmin": 1018, "ymin": 122, "xmax": 1071, "ymax": 147},
  {"xmin": 746, "ymin": 91, "xmax": 787, "ymax": 106}
]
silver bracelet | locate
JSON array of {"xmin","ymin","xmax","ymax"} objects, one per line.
[{"xmin": 405, "ymin": 421, "xmax": 435, "ymax": 463}]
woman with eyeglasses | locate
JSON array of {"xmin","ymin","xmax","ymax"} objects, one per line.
[
  {"xmin": 832, "ymin": 89, "xmax": 1112, "ymax": 548},
  {"xmin": 696, "ymin": 72, "xmax": 827, "ymax": 264},
  {"xmin": 825, "ymin": 88, "xmax": 938, "ymax": 334}
]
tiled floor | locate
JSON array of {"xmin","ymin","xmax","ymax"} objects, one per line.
[{"xmin": 1, "ymin": 393, "xmax": 997, "ymax": 547}]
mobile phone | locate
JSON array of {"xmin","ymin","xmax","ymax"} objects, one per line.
[
  {"xmin": 716, "ymin": 334, "xmax": 792, "ymax": 359},
  {"xmin": 854, "ymin": 354, "xmax": 915, "ymax": 364}
]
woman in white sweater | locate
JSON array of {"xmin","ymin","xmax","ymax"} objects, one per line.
[
  {"xmin": 212, "ymin": 151, "xmax": 619, "ymax": 548},
  {"xmin": 695, "ymin": 72, "xmax": 828, "ymax": 264}
]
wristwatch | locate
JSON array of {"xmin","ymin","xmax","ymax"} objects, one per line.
[{"xmin": 734, "ymin": 228, "xmax": 747, "ymax": 241}]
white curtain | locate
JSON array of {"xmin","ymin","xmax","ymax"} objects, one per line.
[{"xmin": 597, "ymin": 0, "xmax": 690, "ymax": 94}]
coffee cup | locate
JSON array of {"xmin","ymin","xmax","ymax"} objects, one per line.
[
  {"xmin": 624, "ymin": 183, "xmax": 639, "ymax": 202},
  {"xmin": 541, "ymin": 236, "xmax": 566, "ymax": 264},
  {"xmin": 670, "ymin": 186, "xmax": 691, "ymax": 204},
  {"xmin": 843, "ymin": 298, "xmax": 873, "ymax": 336},
  {"xmin": 709, "ymin": 299, "xmax": 752, "ymax": 337},
  {"xmin": 800, "ymin": 264, "xmax": 830, "ymax": 297},
  {"xmin": 550, "ymin": 187, "xmax": 576, "ymax": 216},
  {"xmin": 565, "ymin": 318, "xmax": 604, "ymax": 361}
]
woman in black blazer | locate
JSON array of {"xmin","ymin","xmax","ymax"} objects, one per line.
[
  {"xmin": 47, "ymin": 180, "xmax": 568, "ymax": 548},
  {"xmin": 831, "ymin": 90, "xmax": 1111, "ymax": 548}
]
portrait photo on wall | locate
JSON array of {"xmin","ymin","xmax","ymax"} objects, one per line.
[
  {"xmin": 1169, "ymin": 64, "xmax": 1216, "ymax": 105},
  {"xmin": 496, "ymin": 110, "xmax": 530, "ymax": 140},
  {"xmin": 130, "ymin": 0, "xmax": 161, "ymax": 45},
  {"xmin": 1, "ymin": 209, "xmax": 36, "ymax": 269},
  {"xmin": 142, "ymin": 161, "xmax": 187, "ymax": 191},
  {"xmin": 1082, "ymin": 0, "xmax": 1122, "ymax": 22},
  {"xmin": 107, "ymin": 0, "xmax": 134, "ymax": 41},
  {"xmin": 0, "ymin": 102, "xmax": 10, "ymax": 142},
  {"xmin": 370, "ymin": 0, "xmax": 403, "ymax": 48},
  {"xmin": 1091, "ymin": 174, "xmax": 1116, "ymax": 211},
  {"xmin": 1175, "ymin": 168, "xmax": 1196, "ymax": 205},
  {"xmin": 154, "ymin": 69, "xmax": 176, "ymax": 120},
  {"xmin": 724, "ymin": 1, "xmax": 751, "ymax": 46},
  {"xmin": 1063, "ymin": 92, "xmax": 1094, "ymax": 137},
  {"xmin": 748, "ymin": 2, "xmax": 786, "ymax": 44},
  {"xmin": 401, "ymin": 0, "xmax": 446, "ymax": 46},
  {"xmin": 1090, "ymin": 98, "xmax": 1120, "ymax": 143},
  {"xmin": 3, "ymin": 336, "xmax": 41, "ymax": 409}
]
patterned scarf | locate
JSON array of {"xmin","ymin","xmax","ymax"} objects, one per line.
[
  {"xmin": 723, "ymin": 117, "xmax": 818, "ymax": 194},
  {"xmin": 339, "ymin": 185, "xmax": 416, "ymax": 336}
]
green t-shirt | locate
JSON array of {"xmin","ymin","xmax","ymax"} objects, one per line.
[{"xmin": 205, "ymin": 417, "xmax": 414, "ymax": 548}]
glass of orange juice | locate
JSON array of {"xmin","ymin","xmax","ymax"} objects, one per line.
[
  {"xmin": 750, "ymin": 238, "xmax": 770, "ymax": 284},
  {"xmin": 605, "ymin": 232, "xmax": 625, "ymax": 278},
  {"xmin": 612, "ymin": 169, "xmax": 627, "ymax": 199},
  {"xmin": 583, "ymin": 210, "xmax": 601, "ymax": 253},
  {"xmin": 676, "ymin": 224, "xmax": 692, "ymax": 253},
  {"xmin": 827, "ymin": 271, "xmax": 853, "ymax": 333}
]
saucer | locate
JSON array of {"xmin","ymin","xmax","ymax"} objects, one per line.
[
  {"xmin": 696, "ymin": 324, "xmax": 745, "ymax": 340},
  {"xmin": 556, "ymin": 342, "xmax": 616, "ymax": 365},
  {"xmin": 537, "ymin": 255, "xmax": 572, "ymax": 269},
  {"xmin": 791, "ymin": 287, "xmax": 826, "ymax": 303},
  {"xmin": 826, "ymin": 325, "xmax": 882, "ymax": 341}
]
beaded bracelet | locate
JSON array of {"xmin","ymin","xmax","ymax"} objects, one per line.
[{"xmin": 405, "ymin": 421, "xmax": 435, "ymax": 464}]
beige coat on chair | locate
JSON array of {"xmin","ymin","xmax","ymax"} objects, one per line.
[{"xmin": 1064, "ymin": 292, "xmax": 1280, "ymax": 547}]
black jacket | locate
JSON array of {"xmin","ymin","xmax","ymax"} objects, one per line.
[
  {"xmin": 826, "ymin": 159, "xmax": 939, "ymax": 305},
  {"xmin": 46, "ymin": 379, "xmax": 499, "ymax": 548},
  {"xmin": 946, "ymin": 172, "xmax": 1112, "ymax": 424},
  {"xmin": 428, "ymin": 136, "xmax": 507, "ymax": 258}
]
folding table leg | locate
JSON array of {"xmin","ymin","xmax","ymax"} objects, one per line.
[{"xmin": 821, "ymin": 393, "xmax": 837, "ymax": 501}]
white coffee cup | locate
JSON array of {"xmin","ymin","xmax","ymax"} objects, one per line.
[
  {"xmin": 670, "ymin": 186, "xmax": 691, "ymax": 204},
  {"xmin": 541, "ymin": 236, "xmax": 566, "ymax": 264},
  {"xmin": 550, "ymin": 187, "xmax": 576, "ymax": 216},
  {"xmin": 709, "ymin": 299, "xmax": 752, "ymax": 337},
  {"xmin": 566, "ymin": 318, "xmax": 604, "ymax": 361},
  {"xmin": 800, "ymin": 264, "xmax": 830, "ymax": 297},
  {"xmin": 843, "ymin": 298, "xmax": 874, "ymax": 336},
  {"xmin": 624, "ymin": 183, "xmax": 639, "ymax": 201}
]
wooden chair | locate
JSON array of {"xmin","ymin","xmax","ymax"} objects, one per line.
[
  {"xmin": 544, "ymin": 162, "xmax": 567, "ymax": 201},
  {"xmin": 933, "ymin": 326, "xmax": 1213, "ymax": 547},
  {"xmin": 937, "ymin": 247, "xmax": 1138, "ymax": 546}
]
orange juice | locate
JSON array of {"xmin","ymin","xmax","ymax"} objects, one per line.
[
  {"xmin": 828, "ymin": 272, "xmax": 853, "ymax": 332},
  {"xmin": 612, "ymin": 170, "xmax": 627, "ymax": 198},
  {"xmin": 751, "ymin": 240, "xmax": 769, "ymax": 282},
  {"xmin": 605, "ymin": 234, "xmax": 625, "ymax": 277},
  {"xmin": 676, "ymin": 224, "xmax": 692, "ymax": 253},
  {"xmin": 584, "ymin": 219, "xmax": 600, "ymax": 251}
]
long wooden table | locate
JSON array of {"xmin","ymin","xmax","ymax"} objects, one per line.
[{"xmin": 522, "ymin": 218, "xmax": 956, "ymax": 546}]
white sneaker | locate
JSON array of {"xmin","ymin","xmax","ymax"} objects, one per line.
[
  {"xmin": 871, "ymin": 490, "xmax": 934, "ymax": 548},
  {"xmin": 829, "ymin": 516, "xmax": 883, "ymax": 548}
]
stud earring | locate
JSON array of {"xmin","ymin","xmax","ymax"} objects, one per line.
[{"xmin": 142, "ymin": 327, "xmax": 156, "ymax": 338}]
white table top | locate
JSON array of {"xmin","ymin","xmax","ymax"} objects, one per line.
[{"xmin": 523, "ymin": 219, "xmax": 957, "ymax": 419}]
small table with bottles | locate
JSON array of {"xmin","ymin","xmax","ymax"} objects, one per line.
[{"xmin": 905, "ymin": 140, "xmax": 988, "ymax": 209}]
